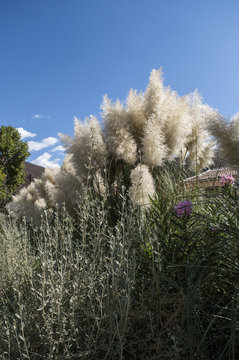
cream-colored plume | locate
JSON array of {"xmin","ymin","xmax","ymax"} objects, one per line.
[
  {"xmin": 129, "ymin": 164, "xmax": 155, "ymax": 207},
  {"xmin": 59, "ymin": 115, "xmax": 108, "ymax": 178},
  {"xmin": 126, "ymin": 89, "xmax": 146, "ymax": 140},
  {"xmin": 209, "ymin": 112, "xmax": 239, "ymax": 170},
  {"xmin": 183, "ymin": 91, "xmax": 218, "ymax": 171},
  {"xmin": 142, "ymin": 114, "xmax": 168, "ymax": 167},
  {"xmin": 101, "ymin": 95, "xmax": 138, "ymax": 165},
  {"xmin": 144, "ymin": 68, "xmax": 165, "ymax": 120},
  {"xmin": 7, "ymin": 179, "xmax": 48, "ymax": 225}
]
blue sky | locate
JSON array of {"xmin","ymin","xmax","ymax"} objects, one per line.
[{"xmin": 0, "ymin": 0, "xmax": 239, "ymax": 167}]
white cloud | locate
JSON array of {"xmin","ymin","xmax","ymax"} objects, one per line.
[
  {"xmin": 31, "ymin": 152, "xmax": 60, "ymax": 168},
  {"xmin": 31, "ymin": 114, "xmax": 51, "ymax": 120},
  {"xmin": 28, "ymin": 137, "xmax": 58, "ymax": 152},
  {"xmin": 17, "ymin": 127, "xmax": 36, "ymax": 140},
  {"xmin": 51, "ymin": 145, "xmax": 65, "ymax": 152}
]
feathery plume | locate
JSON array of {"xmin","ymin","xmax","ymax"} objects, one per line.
[
  {"xmin": 59, "ymin": 115, "xmax": 108, "ymax": 178},
  {"xmin": 184, "ymin": 91, "xmax": 217, "ymax": 169},
  {"xmin": 144, "ymin": 68, "xmax": 165, "ymax": 120},
  {"xmin": 142, "ymin": 114, "xmax": 168, "ymax": 167},
  {"xmin": 163, "ymin": 95, "xmax": 192, "ymax": 157},
  {"xmin": 197, "ymin": 140, "xmax": 215, "ymax": 170},
  {"xmin": 126, "ymin": 89, "xmax": 146, "ymax": 140},
  {"xmin": 102, "ymin": 95, "xmax": 138, "ymax": 165},
  {"xmin": 7, "ymin": 179, "xmax": 48, "ymax": 225},
  {"xmin": 129, "ymin": 164, "xmax": 155, "ymax": 207},
  {"xmin": 143, "ymin": 69, "xmax": 192, "ymax": 158},
  {"xmin": 209, "ymin": 112, "xmax": 239, "ymax": 170}
]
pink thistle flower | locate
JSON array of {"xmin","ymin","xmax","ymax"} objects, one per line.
[
  {"xmin": 174, "ymin": 200, "xmax": 192, "ymax": 218},
  {"xmin": 220, "ymin": 174, "xmax": 235, "ymax": 186}
]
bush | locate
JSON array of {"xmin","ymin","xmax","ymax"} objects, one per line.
[{"xmin": 0, "ymin": 171, "xmax": 239, "ymax": 359}]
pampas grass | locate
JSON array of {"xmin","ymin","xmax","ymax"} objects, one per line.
[{"xmin": 8, "ymin": 68, "xmax": 218, "ymax": 223}]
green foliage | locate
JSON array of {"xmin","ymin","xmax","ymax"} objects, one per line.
[
  {"xmin": 0, "ymin": 125, "xmax": 30, "ymax": 206},
  {"xmin": 0, "ymin": 175, "xmax": 239, "ymax": 359},
  {"xmin": 148, "ymin": 179, "xmax": 239, "ymax": 359},
  {"xmin": 0, "ymin": 167, "xmax": 6, "ymax": 201}
]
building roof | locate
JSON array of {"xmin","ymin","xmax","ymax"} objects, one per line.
[
  {"xmin": 18, "ymin": 162, "xmax": 45, "ymax": 190},
  {"xmin": 24, "ymin": 162, "xmax": 45, "ymax": 179},
  {"xmin": 184, "ymin": 168, "xmax": 238, "ymax": 184}
]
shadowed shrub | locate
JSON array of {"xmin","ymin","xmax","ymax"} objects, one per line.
[{"xmin": 1, "ymin": 173, "xmax": 239, "ymax": 359}]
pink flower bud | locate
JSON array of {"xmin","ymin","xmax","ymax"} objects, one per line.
[
  {"xmin": 174, "ymin": 200, "xmax": 192, "ymax": 218},
  {"xmin": 220, "ymin": 174, "xmax": 235, "ymax": 186}
]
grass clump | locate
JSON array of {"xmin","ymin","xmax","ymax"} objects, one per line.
[{"xmin": 0, "ymin": 171, "xmax": 239, "ymax": 359}]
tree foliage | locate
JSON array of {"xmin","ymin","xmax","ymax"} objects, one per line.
[{"xmin": 0, "ymin": 125, "xmax": 30, "ymax": 205}]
